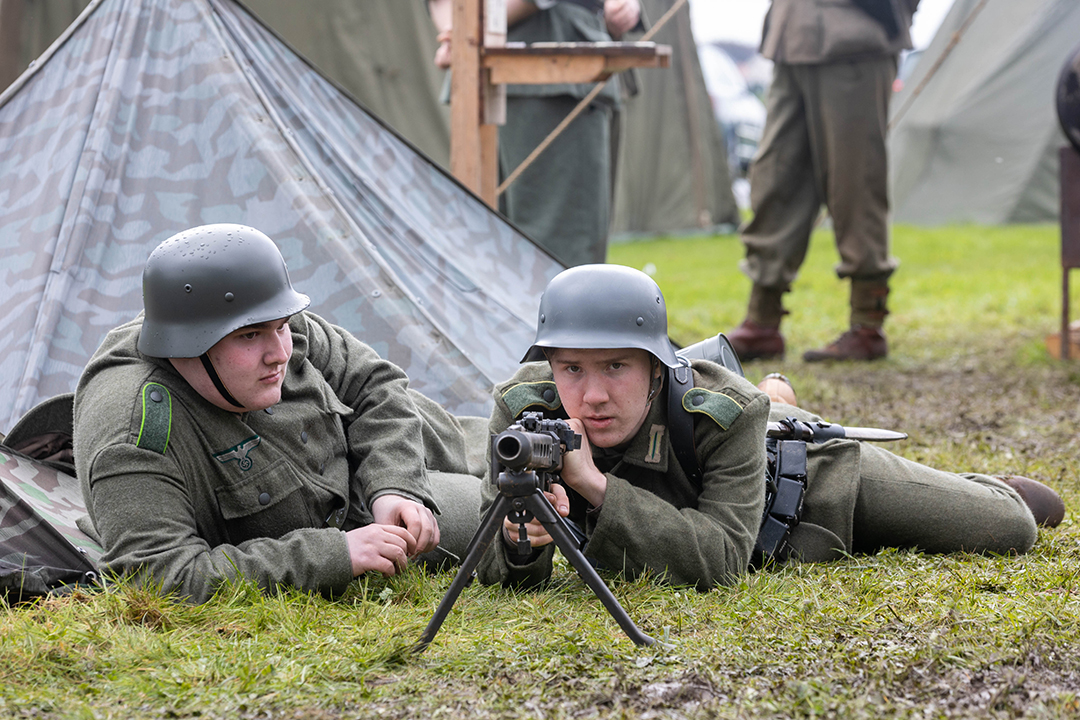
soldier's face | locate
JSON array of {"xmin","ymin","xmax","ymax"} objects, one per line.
[
  {"xmin": 173, "ymin": 317, "xmax": 293, "ymax": 412},
  {"xmin": 206, "ymin": 317, "xmax": 293, "ymax": 411},
  {"xmin": 549, "ymin": 347, "xmax": 658, "ymax": 448}
]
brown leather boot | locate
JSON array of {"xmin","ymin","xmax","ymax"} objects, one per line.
[
  {"xmin": 727, "ymin": 320, "xmax": 785, "ymax": 361},
  {"xmin": 802, "ymin": 325, "xmax": 888, "ymax": 362},
  {"xmin": 998, "ymin": 475, "xmax": 1066, "ymax": 528},
  {"xmin": 728, "ymin": 285, "xmax": 786, "ymax": 361}
]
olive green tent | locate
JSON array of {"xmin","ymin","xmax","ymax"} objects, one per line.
[
  {"xmin": 888, "ymin": 0, "xmax": 1080, "ymax": 224},
  {"xmin": 0, "ymin": 0, "xmax": 739, "ymax": 238}
]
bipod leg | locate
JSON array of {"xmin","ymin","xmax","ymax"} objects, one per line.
[
  {"xmin": 415, "ymin": 494, "xmax": 513, "ymax": 653},
  {"xmin": 524, "ymin": 491, "xmax": 656, "ymax": 647}
]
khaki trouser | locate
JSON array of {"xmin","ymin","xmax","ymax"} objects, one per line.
[
  {"xmin": 740, "ymin": 57, "xmax": 899, "ymax": 290},
  {"xmin": 851, "ymin": 442, "xmax": 1037, "ymax": 556}
]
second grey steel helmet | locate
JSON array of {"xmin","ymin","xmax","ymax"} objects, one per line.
[
  {"xmin": 137, "ymin": 224, "xmax": 310, "ymax": 358},
  {"xmin": 521, "ymin": 264, "xmax": 680, "ymax": 368}
]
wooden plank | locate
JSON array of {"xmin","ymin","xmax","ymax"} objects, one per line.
[
  {"xmin": 484, "ymin": 43, "xmax": 671, "ymax": 85},
  {"xmin": 479, "ymin": 123, "xmax": 499, "ymax": 206},
  {"xmin": 449, "ymin": 0, "xmax": 484, "ymax": 196}
]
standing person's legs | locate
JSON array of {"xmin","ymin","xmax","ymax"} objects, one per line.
[
  {"xmin": 729, "ymin": 64, "xmax": 821, "ymax": 360},
  {"xmin": 802, "ymin": 57, "xmax": 898, "ymax": 362},
  {"xmin": 499, "ymin": 96, "xmax": 612, "ymax": 268},
  {"xmin": 851, "ymin": 443, "xmax": 1037, "ymax": 556}
]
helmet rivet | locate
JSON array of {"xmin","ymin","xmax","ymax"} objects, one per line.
[
  {"xmin": 224, "ymin": 292, "xmax": 234, "ymax": 302},
  {"xmin": 184, "ymin": 284, "xmax": 192, "ymax": 293},
  {"xmin": 540, "ymin": 314, "xmax": 546, "ymax": 324},
  {"xmin": 636, "ymin": 317, "xmax": 645, "ymax": 326}
]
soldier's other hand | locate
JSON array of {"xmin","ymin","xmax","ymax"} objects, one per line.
[
  {"xmin": 501, "ymin": 484, "xmax": 569, "ymax": 549},
  {"xmin": 604, "ymin": 0, "xmax": 640, "ymax": 38},
  {"xmin": 345, "ymin": 524, "xmax": 412, "ymax": 577},
  {"xmin": 370, "ymin": 494, "xmax": 441, "ymax": 556},
  {"xmin": 561, "ymin": 418, "xmax": 608, "ymax": 508},
  {"xmin": 434, "ymin": 31, "xmax": 452, "ymax": 69}
]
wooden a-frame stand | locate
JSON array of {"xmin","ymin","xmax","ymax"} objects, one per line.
[{"xmin": 449, "ymin": 0, "xmax": 671, "ymax": 207}]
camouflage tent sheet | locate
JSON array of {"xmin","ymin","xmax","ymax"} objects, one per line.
[
  {"xmin": 0, "ymin": 448, "xmax": 100, "ymax": 597},
  {"xmin": 0, "ymin": 0, "xmax": 565, "ymax": 433}
]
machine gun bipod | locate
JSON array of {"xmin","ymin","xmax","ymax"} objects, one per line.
[{"xmin": 415, "ymin": 413, "xmax": 655, "ymax": 652}]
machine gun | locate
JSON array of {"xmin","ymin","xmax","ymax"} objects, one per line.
[{"xmin": 416, "ymin": 412, "xmax": 656, "ymax": 652}]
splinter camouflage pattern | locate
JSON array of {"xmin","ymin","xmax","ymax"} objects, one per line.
[
  {"xmin": 0, "ymin": 0, "xmax": 565, "ymax": 434},
  {"xmin": 0, "ymin": 448, "xmax": 100, "ymax": 596}
]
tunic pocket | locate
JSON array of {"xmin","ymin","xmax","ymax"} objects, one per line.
[{"xmin": 215, "ymin": 458, "xmax": 315, "ymax": 543}]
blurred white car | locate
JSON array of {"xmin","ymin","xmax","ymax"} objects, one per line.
[{"xmin": 697, "ymin": 43, "xmax": 767, "ymax": 177}]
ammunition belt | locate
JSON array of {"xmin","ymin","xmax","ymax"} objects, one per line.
[{"xmin": 752, "ymin": 438, "xmax": 807, "ymax": 566}]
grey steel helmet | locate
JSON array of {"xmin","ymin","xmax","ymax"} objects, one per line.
[
  {"xmin": 137, "ymin": 224, "xmax": 311, "ymax": 358},
  {"xmin": 521, "ymin": 264, "xmax": 680, "ymax": 367}
]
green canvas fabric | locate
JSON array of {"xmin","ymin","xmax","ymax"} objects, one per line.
[{"xmin": 889, "ymin": 0, "xmax": 1080, "ymax": 224}]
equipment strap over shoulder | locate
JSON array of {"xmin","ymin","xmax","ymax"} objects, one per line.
[{"xmin": 666, "ymin": 360, "xmax": 701, "ymax": 487}]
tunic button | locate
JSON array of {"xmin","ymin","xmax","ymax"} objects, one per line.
[
  {"xmin": 543, "ymin": 389, "xmax": 556, "ymax": 403},
  {"xmin": 692, "ymin": 394, "xmax": 705, "ymax": 406},
  {"xmin": 301, "ymin": 431, "xmax": 309, "ymax": 443},
  {"xmin": 319, "ymin": 462, "xmax": 326, "ymax": 474},
  {"xmin": 258, "ymin": 492, "xmax": 271, "ymax": 506},
  {"xmin": 149, "ymin": 390, "xmax": 163, "ymax": 403},
  {"xmin": 264, "ymin": 406, "xmax": 274, "ymax": 415}
]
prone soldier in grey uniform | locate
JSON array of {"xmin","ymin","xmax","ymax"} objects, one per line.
[
  {"xmin": 73, "ymin": 224, "xmax": 482, "ymax": 603},
  {"xmin": 477, "ymin": 264, "xmax": 1064, "ymax": 590}
]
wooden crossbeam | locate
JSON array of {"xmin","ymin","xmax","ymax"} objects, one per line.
[{"xmin": 484, "ymin": 42, "xmax": 671, "ymax": 85}]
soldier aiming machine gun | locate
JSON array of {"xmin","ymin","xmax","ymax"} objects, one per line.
[
  {"xmin": 417, "ymin": 336, "xmax": 910, "ymax": 652},
  {"xmin": 416, "ymin": 412, "xmax": 657, "ymax": 652}
]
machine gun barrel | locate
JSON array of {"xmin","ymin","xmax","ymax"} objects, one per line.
[
  {"xmin": 493, "ymin": 429, "xmax": 562, "ymax": 471},
  {"xmin": 767, "ymin": 417, "xmax": 907, "ymax": 443}
]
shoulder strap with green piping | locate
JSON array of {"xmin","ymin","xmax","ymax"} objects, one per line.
[{"xmin": 136, "ymin": 382, "xmax": 172, "ymax": 454}]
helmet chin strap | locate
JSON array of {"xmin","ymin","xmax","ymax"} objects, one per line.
[
  {"xmin": 199, "ymin": 353, "xmax": 246, "ymax": 409},
  {"xmin": 646, "ymin": 358, "xmax": 663, "ymax": 402}
]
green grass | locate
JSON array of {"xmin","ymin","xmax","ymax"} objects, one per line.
[{"xmin": 4, "ymin": 224, "xmax": 1080, "ymax": 719}]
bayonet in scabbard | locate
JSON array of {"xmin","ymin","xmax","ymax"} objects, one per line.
[{"xmin": 766, "ymin": 417, "xmax": 907, "ymax": 443}]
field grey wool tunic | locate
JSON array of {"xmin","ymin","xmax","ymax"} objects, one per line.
[{"xmin": 73, "ymin": 311, "xmax": 476, "ymax": 603}]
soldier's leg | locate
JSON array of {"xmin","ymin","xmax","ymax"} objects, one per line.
[
  {"xmin": 421, "ymin": 470, "xmax": 483, "ymax": 567},
  {"xmin": 851, "ymin": 443, "xmax": 1037, "ymax": 556},
  {"xmin": 740, "ymin": 64, "xmax": 821, "ymax": 291},
  {"xmin": 811, "ymin": 57, "xmax": 897, "ymax": 285},
  {"xmin": 730, "ymin": 64, "xmax": 820, "ymax": 361},
  {"xmin": 802, "ymin": 58, "xmax": 898, "ymax": 362},
  {"xmin": 499, "ymin": 96, "xmax": 612, "ymax": 268},
  {"xmin": 407, "ymin": 389, "xmax": 488, "ymax": 567}
]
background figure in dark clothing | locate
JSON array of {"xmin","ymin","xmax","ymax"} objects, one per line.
[{"xmin": 428, "ymin": 0, "xmax": 642, "ymax": 267}]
